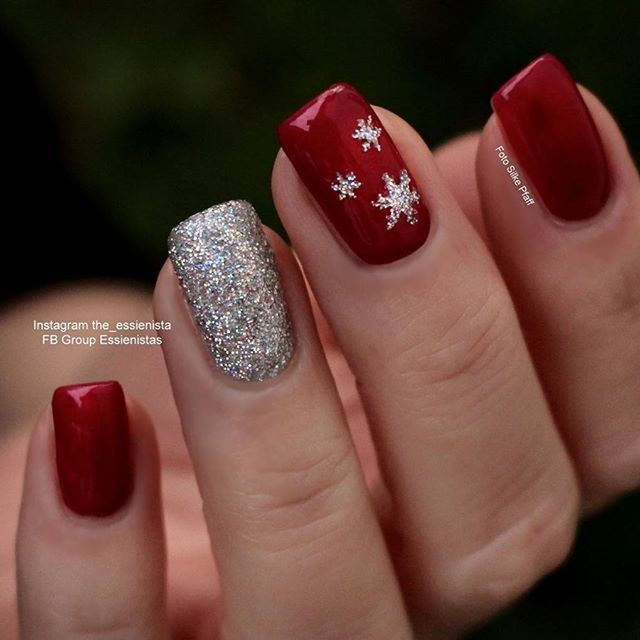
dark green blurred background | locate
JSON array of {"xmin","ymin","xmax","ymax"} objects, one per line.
[{"xmin": 2, "ymin": 1, "xmax": 639, "ymax": 637}]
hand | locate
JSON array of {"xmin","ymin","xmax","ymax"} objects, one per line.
[{"xmin": 11, "ymin": 55, "xmax": 640, "ymax": 638}]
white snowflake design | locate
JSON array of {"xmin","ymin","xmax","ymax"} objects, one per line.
[
  {"xmin": 372, "ymin": 169, "xmax": 421, "ymax": 230},
  {"xmin": 331, "ymin": 171, "xmax": 361, "ymax": 200},
  {"xmin": 352, "ymin": 115, "xmax": 382, "ymax": 152}
]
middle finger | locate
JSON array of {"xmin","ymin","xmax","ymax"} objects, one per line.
[{"xmin": 273, "ymin": 84, "xmax": 578, "ymax": 635}]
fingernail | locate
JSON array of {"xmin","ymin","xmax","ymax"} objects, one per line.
[
  {"xmin": 168, "ymin": 200, "xmax": 294, "ymax": 381},
  {"xmin": 277, "ymin": 83, "xmax": 430, "ymax": 264},
  {"xmin": 52, "ymin": 381, "xmax": 132, "ymax": 517},
  {"xmin": 491, "ymin": 54, "xmax": 610, "ymax": 221}
]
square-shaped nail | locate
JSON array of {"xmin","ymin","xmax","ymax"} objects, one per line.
[
  {"xmin": 168, "ymin": 200, "xmax": 294, "ymax": 382},
  {"xmin": 53, "ymin": 381, "xmax": 132, "ymax": 517},
  {"xmin": 278, "ymin": 83, "xmax": 430, "ymax": 264},
  {"xmin": 491, "ymin": 54, "xmax": 610, "ymax": 221}
]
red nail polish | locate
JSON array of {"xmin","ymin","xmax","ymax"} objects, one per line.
[
  {"xmin": 52, "ymin": 381, "xmax": 132, "ymax": 517},
  {"xmin": 491, "ymin": 54, "xmax": 610, "ymax": 221},
  {"xmin": 278, "ymin": 83, "xmax": 430, "ymax": 264}
]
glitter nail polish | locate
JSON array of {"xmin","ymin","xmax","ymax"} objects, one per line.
[{"xmin": 168, "ymin": 200, "xmax": 294, "ymax": 381}]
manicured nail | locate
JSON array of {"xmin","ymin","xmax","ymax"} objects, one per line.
[
  {"xmin": 278, "ymin": 83, "xmax": 430, "ymax": 264},
  {"xmin": 52, "ymin": 381, "xmax": 132, "ymax": 517},
  {"xmin": 168, "ymin": 200, "xmax": 294, "ymax": 381},
  {"xmin": 491, "ymin": 54, "xmax": 610, "ymax": 221}
]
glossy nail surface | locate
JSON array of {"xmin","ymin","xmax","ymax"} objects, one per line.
[
  {"xmin": 52, "ymin": 381, "xmax": 132, "ymax": 517},
  {"xmin": 168, "ymin": 200, "xmax": 294, "ymax": 381},
  {"xmin": 278, "ymin": 83, "xmax": 430, "ymax": 264},
  {"xmin": 491, "ymin": 54, "xmax": 610, "ymax": 221}
]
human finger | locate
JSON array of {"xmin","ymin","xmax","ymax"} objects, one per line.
[
  {"xmin": 16, "ymin": 382, "xmax": 168, "ymax": 639},
  {"xmin": 154, "ymin": 201, "xmax": 411, "ymax": 639}
]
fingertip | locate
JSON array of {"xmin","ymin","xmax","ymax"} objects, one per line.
[
  {"xmin": 21, "ymin": 383, "xmax": 162, "ymax": 531},
  {"xmin": 17, "ymin": 383, "xmax": 168, "ymax": 637}
]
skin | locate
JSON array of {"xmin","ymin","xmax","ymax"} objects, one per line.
[{"xmin": 2, "ymin": 84, "xmax": 640, "ymax": 638}]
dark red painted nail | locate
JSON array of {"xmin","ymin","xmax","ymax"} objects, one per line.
[
  {"xmin": 52, "ymin": 381, "xmax": 132, "ymax": 517},
  {"xmin": 278, "ymin": 83, "xmax": 430, "ymax": 264},
  {"xmin": 491, "ymin": 54, "xmax": 610, "ymax": 221}
]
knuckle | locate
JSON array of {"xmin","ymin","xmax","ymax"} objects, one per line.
[
  {"xmin": 429, "ymin": 486, "xmax": 579, "ymax": 628},
  {"xmin": 389, "ymin": 279, "xmax": 518, "ymax": 398},
  {"xmin": 429, "ymin": 290, "xmax": 511, "ymax": 382},
  {"xmin": 488, "ymin": 490, "xmax": 578, "ymax": 594},
  {"xmin": 232, "ymin": 437, "xmax": 358, "ymax": 554}
]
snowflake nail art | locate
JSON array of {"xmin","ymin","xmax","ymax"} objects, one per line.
[
  {"xmin": 373, "ymin": 169, "xmax": 421, "ymax": 229},
  {"xmin": 331, "ymin": 171, "xmax": 361, "ymax": 200},
  {"xmin": 279, "ymin": 83, "xmax": 430, "ymax": 263},
  {"xmin": 352, "ymin": 115, "xmax": 382, "ymax": 152}
]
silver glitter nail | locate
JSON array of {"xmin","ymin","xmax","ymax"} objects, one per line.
[{"xmin": 168, "ymin": 200, "xmax": 294, "ymax": 381}]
